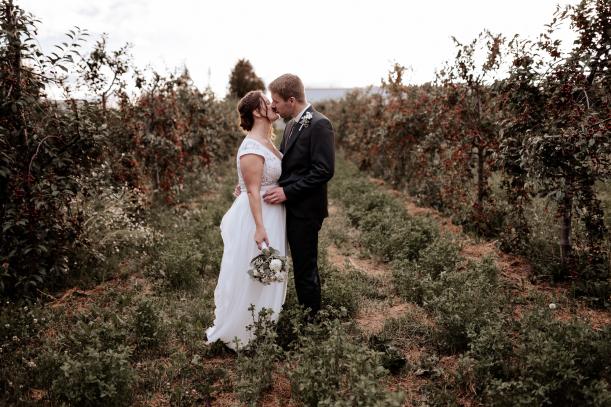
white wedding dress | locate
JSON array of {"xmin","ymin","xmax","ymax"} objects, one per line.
[{"xmin": 205, "ymin": 137, "xmax": 288, "ymax": 350}]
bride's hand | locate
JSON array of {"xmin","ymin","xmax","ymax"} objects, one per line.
[{"xmin": 254, "ymin": 227, "xmax": 270, "ymax": 250}]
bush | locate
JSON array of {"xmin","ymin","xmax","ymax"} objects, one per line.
[
  {"xmin": 273, "ymin": 276, "xmax": 308, "ymax": 350},
  {"xmin": 424, "ymin": 258, "xmax": 507, "ymax": 353},
  {"xmin": 526, "ymin": 239, "xmax": 611, "ymax": 309},
  {"xmin": 59, "ymin": 305, "xmax": 131, "ymax": 351},
  {"xmin": 179, "ymin": 201, "xmax": 227, "ymax": 278},
  {"xmin": 334, "ymin": 173, "xmax": 439, "ymax": 264},
  {"xmin": 70, "ymin": 184, "xmax": 159, "ymax": 286},
  {"xmin": 378, "ymin": 307, "xmax": 434, "ymax": 349},
  {"xmin": 460, "ymin": 200, "xmax": 507, "ymax": 239},
  {"xmin": 235, "ymin": 306, "xmax": 283, "ymax": 406},
  {"xmin": 393, "ymin": 237, "xmax": 461, "ymax": 304},
  {"xmin": 320, "ymin": 268, "xmax": 362, "ymax": 318},
  {"xmin": 31, "ymin": 305, "xmax": 138, "ymax": 405},
  {"xmin": 288, "ymin": 315, "xmax": 404, "ymax": 407},
  {"xmin": 346, "ymin": 191, "xmax": 404, "ymax": 230},
  {"xmin": 571, "ymin": 249, "xmax": 610, "ymax": 309},
  {"xmin": 323, "ymin": 0, "xmax": 611, "ymax": 310},
  {"xmin": 363, "ymin": 216, "xmax": 439, "ymax": 263},
  {"xmin": 320, "ymin": 258, "xmax": 383, "ymax": 318},
  {"xmin": 132, "ymin": 299, "xmax": 166, "ymax": 350},
  {"xmin": 0, "ymin": 301, "xmax": 48, "ymax": 404},
  {"xmin": 464, "ymin": 309, "xmax": 611, "ymax": 406},
  {"xmin": 455, "ymin": 318, "xmax": 515, "ymax": 393},
  {"xmin": 367, "ymin": 335, "xmax": 407, "ymax": 374},
  {"xmin": 148, "ymin": 237, "xmax": 205, "ymax": 290},
  {"xmin": 145, "ymin": 192, "xmax": 228, "ymax": 291},
  {"xmin": 50, "ymin": 346, "xmax": 135, "ymax": 407}
]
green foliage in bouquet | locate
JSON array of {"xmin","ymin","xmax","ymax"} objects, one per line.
[{"xmin": 248, "ymin": 246, "xmax": 290, "ymax": 285}]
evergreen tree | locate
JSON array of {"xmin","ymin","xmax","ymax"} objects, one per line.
[{"xmin": 228, "ymin": 59, "xmax": 265, "ymax": 99}]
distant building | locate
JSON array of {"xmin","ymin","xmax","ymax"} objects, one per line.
[
  {"xmin": 306, "ymin": 86, "xmax": 383, "ymax": 103},
  {"xmin": 305, "ymin": 88, "xmax": 352, "ymax": 103}
]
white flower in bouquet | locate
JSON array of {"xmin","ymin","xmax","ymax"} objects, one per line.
[
  {"xmin": 247, "ymin": 245, "xmax": 289, "ymax": 285},
  {"xmin": 270, "ymin": 259, "xmax": 283, "ymax": 272}
]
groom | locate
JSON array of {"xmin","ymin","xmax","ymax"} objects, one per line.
[{"xmin": 263, "ymin": 73, "xmax": 335, "ymax": 318}]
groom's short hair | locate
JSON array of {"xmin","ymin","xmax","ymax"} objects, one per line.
[{"xmin": 269, "ymin": 74, "xmax": 306, "ymax": 103}]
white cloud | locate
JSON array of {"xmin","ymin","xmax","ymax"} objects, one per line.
[{"xmin": 18, "ymin": 0, "xmax": 578, "ymax": 97}]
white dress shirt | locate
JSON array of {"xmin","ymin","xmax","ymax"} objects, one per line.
[{"xmin": 293, "ymin": 103, "xmax": 311, "ymax": 123}]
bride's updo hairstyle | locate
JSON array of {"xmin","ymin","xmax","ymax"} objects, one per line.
[{"xmin": 237, "ymin": 90, "xmax": 269, "ymax": 132}]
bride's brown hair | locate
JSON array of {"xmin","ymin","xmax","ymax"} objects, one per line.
[{"xmin": 237, "ymin": 90, "xmax": 271, "ymax": 132}]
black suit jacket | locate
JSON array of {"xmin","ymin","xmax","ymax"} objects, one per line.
[{"xmin": 279, "ymin": 106, "xmax": 335, "ymax": 220}]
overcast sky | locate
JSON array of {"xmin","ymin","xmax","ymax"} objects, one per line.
[{"xmin": 19, "ymin": 0, "xmax": 577, "ymax": 98}]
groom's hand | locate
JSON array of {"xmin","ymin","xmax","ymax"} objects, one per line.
[{"xmin": 263, "ymin": 187, "xmax": 287, "ymax": 204}]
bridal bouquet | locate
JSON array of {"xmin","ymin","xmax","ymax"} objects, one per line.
[{"xmin": 247, "ymin": 243, "xmax": 289, "ymax": 285}]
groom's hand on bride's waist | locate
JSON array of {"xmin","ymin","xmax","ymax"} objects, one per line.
[{"xmin": 263, "ymin": 187, "xmax": 287, "ymax": 204}]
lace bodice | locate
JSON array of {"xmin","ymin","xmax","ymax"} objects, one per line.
[{"xmin": 237, "ymin": 138, "xmax": 283, "ymax": 191}]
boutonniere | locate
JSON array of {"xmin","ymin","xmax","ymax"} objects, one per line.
[{"xmin": 298, "ymin": 112, "xmax": 313, "ymax": 131}]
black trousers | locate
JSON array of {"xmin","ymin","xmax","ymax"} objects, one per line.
[{"xmin": 286, "ymin": 214, "xmax": 323, "ymax": 316}]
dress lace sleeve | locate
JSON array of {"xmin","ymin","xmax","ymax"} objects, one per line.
[{"xmin": 238, "ymin": 140, "xmax": 266, "ymax": 160}]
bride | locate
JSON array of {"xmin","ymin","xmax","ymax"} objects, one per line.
[{"xmin": 205, "ymin": 90, "xmax": 288, "ymax": 351}]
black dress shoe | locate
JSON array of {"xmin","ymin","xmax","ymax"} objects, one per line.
[
  {"xmin": 222, "ymin": 343, "xmax": 237, "ymax": 355},
  {"xmin": 204, "ymin": 338, "xmax": 237, "ymax": 356}
]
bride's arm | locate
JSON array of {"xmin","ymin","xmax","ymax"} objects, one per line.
[{"xmin": 240, "ymin": 154, "xmax": 270, "ymax": 249}]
